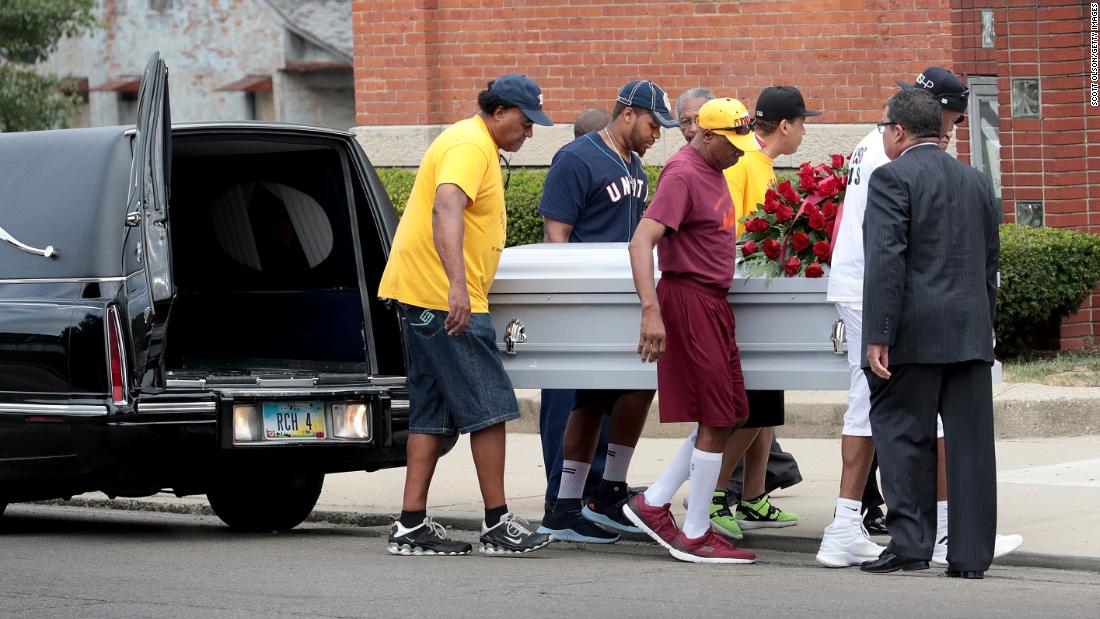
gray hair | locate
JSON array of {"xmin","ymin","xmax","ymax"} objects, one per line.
[
  {"xmin": 675, "ymin": 88, "xmax": 715, "ymax": 119},
  {"xmin": 886, "ymin": 89, "xmax": 942, "ymax": 139},
  {"xmin": 573, "ymin": 108, "xmax": 611, "ymax": 138}
]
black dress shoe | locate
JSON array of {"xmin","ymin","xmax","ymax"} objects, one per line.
[
  {"xmin": 945, "ymin": 567, "xmax": 985, "ymax": 579},
  {"xmin": 860, "ymin": 552, "xmax": 930, "ymax": 574},
  {"xmin": 863, "ymin": 508, "xmax": 889, "ymax": 536}
]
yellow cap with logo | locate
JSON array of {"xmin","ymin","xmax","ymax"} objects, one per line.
[{"xmin": 698, "ymin": 98, "xmax": 759, "ymax": 153}]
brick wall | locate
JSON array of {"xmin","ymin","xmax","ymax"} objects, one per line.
[
  {"xmin": 353, "ymin": 0, "xmax": 953, "ymax": 127},
  {"xmin": 952, "ymin": 0, "xmax": 1097, "ymax": 350}
]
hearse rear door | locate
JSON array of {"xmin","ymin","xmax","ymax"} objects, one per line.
[{"xmin": 125, "ymin": 52, "xmax": 174, "ymax": 389}]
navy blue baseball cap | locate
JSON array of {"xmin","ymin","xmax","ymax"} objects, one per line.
[
  {"xmin": 489, "ymin": 74, "xmax": 553, "ymax": 126},
  {"xmin": 896, "ymin": 66, "xmax": 969, "ymax": 113},
  {"xmin": 617, "ymin": 80, "xmax": 680, "ymax": 128}
]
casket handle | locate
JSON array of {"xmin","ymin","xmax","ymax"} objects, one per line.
[
  {"xmin": 831, "ymin": 319, "xmax": 847, "ymax": 355},
  {"xmin": 504, "ymin": 319, "xmax": 527, "ymax": 355}
]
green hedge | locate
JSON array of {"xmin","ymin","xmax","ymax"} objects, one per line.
[
  {"xmin": 997, "ymin": 224, "xmax": 1100, "ymax": 358},
  {"xmin": 377, "ymin": 166, "xmax": 661, "ymax": 247},
  {"xmin": 377, "ymin": 171, "xmax": 1100, "ymax": 359}
]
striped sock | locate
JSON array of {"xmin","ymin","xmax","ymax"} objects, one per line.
[
  {"xmin": 603, "ymin": 443, "xmax": 635, "ymax": 483},
  {"xmin": 558, "ymin": 459, "xmax": 591, "ymax": 501}
]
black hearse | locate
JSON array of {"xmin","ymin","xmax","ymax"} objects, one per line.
[{"xmin": 0, "ymin": 54, "xmax": 440, "ymax": 530}]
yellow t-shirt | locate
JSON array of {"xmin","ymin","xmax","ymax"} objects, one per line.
[
  {"xmin": 724, "ymin": 149, "xmax": 775, "ymax": 239},
  {"xmin": 378, "ymin": 115, "xmax": 506, "ymax": 313}
]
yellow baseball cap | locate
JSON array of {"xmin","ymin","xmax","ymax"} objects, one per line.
[{"xmin": 698, "ymin": 98, "xmax": 760, "ymax": 152}]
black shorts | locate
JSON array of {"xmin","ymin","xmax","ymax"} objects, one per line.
[
  {"xmin": 740, "ymin": 390, "xmax": 785, "ymax": 429},
  {"xmin": 573, "ymin": 389, "xmax": 640, "ymax": 415}
]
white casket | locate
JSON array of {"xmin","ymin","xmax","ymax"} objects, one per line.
[{"xmin": 488, "ymin": 243, "xmax": 850, "ymax": 390}]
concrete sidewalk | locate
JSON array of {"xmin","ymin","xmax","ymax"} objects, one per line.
[{"xmin": 67, "ymin": 432, "xmax": 1100, "ymax": 572}]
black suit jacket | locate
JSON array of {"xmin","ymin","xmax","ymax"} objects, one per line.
[{"xmin": 861, "ymin": 143, "xmax": 1000, "ymax": 367}]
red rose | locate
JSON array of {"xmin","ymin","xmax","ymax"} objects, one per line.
[
  {"xmin": 809, "ymin": 212, "xmax": 827, "ymax": 231},
  {"xmin": 831, "ymin": 154, "xmax": 846, "ymax": 170},
  {"xmin": 775, "ymin": 204, "xmax": 795, "ymax": 223},
  {"xmin": 798, "ymin": 173, "xmax": 819, "ymax": 192},
  {"xmin": 777, "ymin": 180, "xmax": 801, "ymax": 204},
  {"xmin": 840, "ymin": 174, "xmax": 848, "ymax": 191},
  {"xmin": 813, "ymin": 163, "xmax": 832, "ymax": 177},
  {"xmin": 818, "ymin": 175, "xmax": 840, "ymax": 199},
  {"xmin": 813, "ymin": 240, "xmax": 831, "ymax": 260},
  {"xmin": 763, "ymin": 191, "xmax": 781, "ymax": 214},
  {"xmin": 805, "ymin": 262, "xmax": 825, "ymax": 278},
  {"xmin": 826, "ymin": 217, "xmax": 837, "ymax": 240},
  {"xmin": 742, "ymin": 240, "xmax": 758, "ymax": 256},
  {"xmin": 820, "ymin": 200, "xmax": 838, "ymax": 218},
  {"xmin": 783, "ymin": 255, "xmax": 801, "ymax": 276},
  {"xmin": 792, "ymin": 231, "xmax": 811, "ymax": 253},
  {"xmin": 763, "ymin": 239, "xmax": 781, "ymax": 260},
  {"xmin": 745, "ymin": 217, "xmax": 769, "ymax": 233},
  {"xmin": 799, "ymin": 161, "xmax": 813, "ymax": 174}
]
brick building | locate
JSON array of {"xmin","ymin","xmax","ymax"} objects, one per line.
[{"xmin": 351, "ymin": 0, "xmax": 1096, "ymax": 348}]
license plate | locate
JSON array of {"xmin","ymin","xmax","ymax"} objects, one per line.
[{"xmin": 262, "ymin": 402, "xmax": 326, "ymax": 440}]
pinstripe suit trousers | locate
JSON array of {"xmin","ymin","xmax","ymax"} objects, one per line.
[{"xmin": 865, "ymin": 361, "xmax": 997, "ymax": 572}]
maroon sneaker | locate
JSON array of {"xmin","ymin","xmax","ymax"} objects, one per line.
[
  {"xmin": 669, "ymin": 530, "xmax": 757, "ymax": 564},
  {"xmin": 622, "ymin": 493, "xmax": 679, "ymax": 550}
]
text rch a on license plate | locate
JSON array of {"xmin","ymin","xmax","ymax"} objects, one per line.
[{"xmin": 263, "ymin": 402, "xmax": 326, "ymax": 439}]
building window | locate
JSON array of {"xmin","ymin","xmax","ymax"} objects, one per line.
[
  {"xmin": 980, "ymin": 10, "xmax": 995, "ymax": 49},
  {"xmin": 967, "ymin": 77, "xmax": 1002, "ymax": 215},
  {"xmin": 150, "ymin": 0, "xmax": 173, "ymax": 10},
  {"xmin": 247, "ymin": 91, "xmax": 276, "ymax": 122},
  {"xmin": 1016, "ymin": 202, "xmax": 1044, "ymax": 227},
  {"xmin": 1011, "ymin": 78, "xmax": 1041, "ymax": 118},
  {"xmin": 118, "ymin": 91, "xmax": 139, "ymax": 125}
]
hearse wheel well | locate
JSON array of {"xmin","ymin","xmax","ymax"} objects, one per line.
[{"xmin": 206, "ymin": 468, "xmax": 324, "ymax": 532}]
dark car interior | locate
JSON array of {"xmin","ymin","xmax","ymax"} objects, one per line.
[{"xmin": 165, "ymin": 136, "xmax": 403, "ymax": 378}]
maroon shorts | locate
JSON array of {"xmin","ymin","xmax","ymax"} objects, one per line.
[{"xmin": 655, "ymin": 275, "xmax": 750, "ymax": 428}]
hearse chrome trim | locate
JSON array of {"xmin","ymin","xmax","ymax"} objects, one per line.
[
  {"xmin": 137, "ymin": 401, "xmax": 217, "ymax": 414},
  {"xmin": 0, "ymin": 403, "xmax": 109, "ymax": 416},
  {"xmin": 0, "ymin": 224, "xmax": 56, "ymax": 258},
  {"xmin": 0, "ymin": 272, "xmax": 141, "ymax": 285},
  {"xmin": 391, "ymin": 399, "xmax": 410, "ymax": 410},
  {"xmin": 211, "ymin": 386, "xmax": 378, "ymax": 398}
]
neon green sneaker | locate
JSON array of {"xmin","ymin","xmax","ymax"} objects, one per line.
[
  {"xmin": 708, "ymin": 491, "xmax": 744, "ymax": 540},
  {"xmin": 737, "ymin": 495, "xmax": 799, "ymax": 529}
]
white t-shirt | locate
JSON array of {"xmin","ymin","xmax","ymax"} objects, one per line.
[{"xmin": 826, "ymin": 128, "xmax": 890, "ymax": 310}]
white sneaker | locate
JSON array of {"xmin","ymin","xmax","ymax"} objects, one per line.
[
  {"xmin": 932, "ymin": 533, "xmax": 1025, "ymax": 566},
  {"xmin": 815, "ymin": 519, "xmax": 886, "ymax": 568}
]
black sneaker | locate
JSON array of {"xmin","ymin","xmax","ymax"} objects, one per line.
[
  {"xmin": 863, "ymin": 507, "xmax": 889, "ymax": 536},
  {"xmin": 387, "ymin": 517, "xmax": 472, "ymax": 556},
  {"xmin": 537, "ymin": 501, "xmax": 619, "ymax": 544},
  {"xmin": 582, "ymin": 485, "xmax": 642, "ymax": 534},
  {"xmin": 480, "ymin": 513, "xmax": 552, "ymax": 555}
]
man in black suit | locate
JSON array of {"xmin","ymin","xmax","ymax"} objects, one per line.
[{"xmin": 858, "ymin": 88, "xmax": 1000, "ymax": 579}]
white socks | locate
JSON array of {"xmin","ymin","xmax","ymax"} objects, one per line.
[
  {"xmin": 604, "ymin": 443, "xmax": 635, "ymax": 483},
  {"xmin": 558, "ymin": 459, "xmax": 591, "ymax": 501},
  {"xmin": 683, "ymin": 449, "xmax": 724, "ymax": 539},
  {"xmin": 833, "ymin": 498, "xmax": 864, "ymax": 526},
  {"xmin": 644, "ymin": 429, "xmax": 697, "ymax": 507},
  {"xmin": 937, "ymin": 500, "xmax": 949, "ymax": 539}
]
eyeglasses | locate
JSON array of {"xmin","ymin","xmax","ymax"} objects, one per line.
[
  {"xmin": 953, "ymin": 114, "xmax": 967, "ymax": 125},
  {"xmin": 499, "ymin": 153, "xmax": 511, "ymax": 191},
  {"xmin": 876, "ymin": 121, "xmax": 899, "ymax": 134}
]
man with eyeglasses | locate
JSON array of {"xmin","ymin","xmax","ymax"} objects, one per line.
[
  {"xmin": 535, "ymin": 80, "xmax": 678, "ymax": 544},
  {"xmin": 624, "ymin": 98, "xmax": 760, "ymax": 564},
  {"xmin": 379, "ymin": 74, "xmax": 554, "ymax": 557},
  {"xmin": 819, "ymin": 66, "xmax": 1022, "ymax": 569},
  {"xmin": 675, "ymin": 88, "xmax": 714, "ymax": 143}
]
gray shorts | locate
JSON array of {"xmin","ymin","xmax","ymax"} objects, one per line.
[{"xmin": 400, "ymin": 304, "xmax": 520, "ymax": 435}]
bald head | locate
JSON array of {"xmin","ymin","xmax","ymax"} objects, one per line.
[{"xmin": 573, "ymin": 108, "xmax": 611, "ymax": 138}]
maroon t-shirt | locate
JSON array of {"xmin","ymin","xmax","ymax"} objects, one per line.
[{"xmin": 644, "ymin": 144, "xmax": 738, "ymax": 290}]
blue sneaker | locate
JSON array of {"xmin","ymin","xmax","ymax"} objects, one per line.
[
  {"xmin": 582, "ymin": 487, "xmax": 642, "ymax": 534},
  {"xmin": 537, "ymin": 501, "xmax": 620, "ymax": 544}
]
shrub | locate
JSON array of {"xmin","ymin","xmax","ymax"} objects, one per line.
[
  {"xmin": 997, "ymin": 224, "xmax": 1100, "ymax": 358},
  {"xmin": 376, "ymin": 166, "xmax": 663, "ymax": 247}
]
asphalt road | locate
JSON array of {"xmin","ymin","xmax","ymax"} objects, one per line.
[{"xmin": 0, "ymin": 505, "xmax": 1096, "ymax": 618}]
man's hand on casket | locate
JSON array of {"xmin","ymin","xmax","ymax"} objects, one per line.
[{"xmin": 638, "ymin": 305, "xmax": 666, "ymax": 363}]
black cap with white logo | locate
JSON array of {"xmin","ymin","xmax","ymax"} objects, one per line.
[
  {"xmin": 754, "ymin": 86, "xmax": 822, "ymax": 122},
  {"xmin": 896, "ymin": 66, "xmax": 969, "ymax": 113}
]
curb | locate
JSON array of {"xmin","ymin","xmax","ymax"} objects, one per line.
[{"xmin": 32, "ymin": 498, "xmax": 1100, "ymax": 574}]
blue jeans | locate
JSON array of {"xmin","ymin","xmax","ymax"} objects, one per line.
[{"xmin": 539, "ymin": 388, "xmax": 610, "ymax": 506}]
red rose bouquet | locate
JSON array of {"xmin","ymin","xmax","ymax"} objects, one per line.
[{"xmin": 738, "ymin": 154, "xmax": 848, "ymax": 279}]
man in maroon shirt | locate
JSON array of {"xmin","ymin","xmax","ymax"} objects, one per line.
[{"xmin": 623, "ymin": 98, "xmax": 760, "ymax": 564}]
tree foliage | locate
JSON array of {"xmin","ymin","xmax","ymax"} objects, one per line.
[{"xmin": 0, "ymin": 0, "xmax": 97, "ymax": 132}]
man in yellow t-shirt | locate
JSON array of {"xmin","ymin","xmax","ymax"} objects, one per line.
[
  {"xmin": 711, "ymin": 87, "xmax": 820, "ymax": 539},
  {"xmin": 379, "ymin": 74, "xmax": 555, "ymax": 557}
]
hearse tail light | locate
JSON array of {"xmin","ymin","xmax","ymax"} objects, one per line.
[
  {"xmin": 106, "ymin": 305, "xmax": 127, "ymax": 405},
  {"xmin": 233, "ymin": 404, "xmax": 261, "ymax": 442},
  {"xmin": 331, "ymin": 403, "xmax": 370, "ymax": 440}
]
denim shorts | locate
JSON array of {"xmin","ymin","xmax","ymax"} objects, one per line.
[{"xmin": 400, "ymin": 303, "xmax": 520, "ymax": 435}]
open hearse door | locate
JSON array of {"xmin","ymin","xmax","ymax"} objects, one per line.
[{"xmin": 125, "ymin": 52, "xmax": 174, "ymax": 390}]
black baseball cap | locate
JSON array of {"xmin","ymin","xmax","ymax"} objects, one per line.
[
  {"xmin": 754, "ymin": 86, "xmax": 822, "ymax": 122},
  {"xmin": 489, "ymin": 74, "xmax": 553, "ymax": 126},
  {"xmin": 617, "ymin": 80, "xmax": 680, "ymax": 128},
  {"xmin": 896, "ymin": 66, "xmax": 969, "ymax": 113}
]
